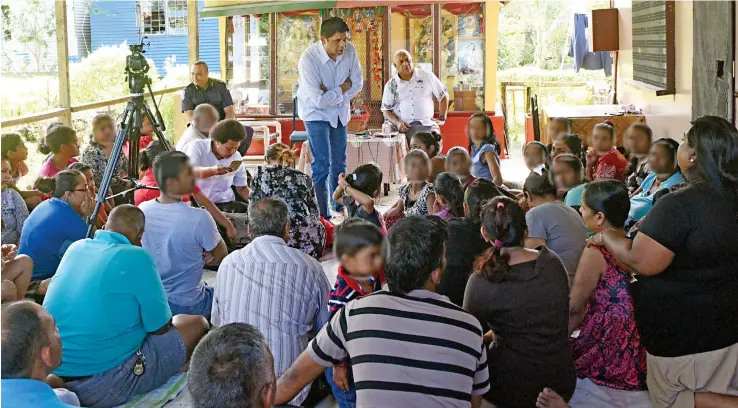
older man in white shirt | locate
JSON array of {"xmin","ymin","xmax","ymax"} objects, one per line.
[
  {"xmin": 381, "ymin": 50, "xmax": 449, "ymax": 144},
  {"xmin": 175, "ymin": 103, "xmax": 219, "ymax": 151},
  {"xmin": 212, "ymin": 197, "xmax": 330, "ymax": 406},
  {"xmin": 297, "ymin": 17, "xmax": 363, "ymax": 219}
]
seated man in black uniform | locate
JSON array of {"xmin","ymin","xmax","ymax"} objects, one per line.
[{"xmin": 182, "ymin": 61, "xmax": 235, "ymax": 122}]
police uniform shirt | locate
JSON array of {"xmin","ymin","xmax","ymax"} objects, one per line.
[{"xmin": 181, "ymin": 78, "xmax": 234, "ymax": 120}]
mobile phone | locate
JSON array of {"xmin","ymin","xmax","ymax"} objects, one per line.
[{"xmin": 229, "ymin": 160, "xmax": 242, "ymax": 170}]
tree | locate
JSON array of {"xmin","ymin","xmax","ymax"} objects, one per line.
[{"xmin": 10, "ymin": 0, "xmax": 56, "ymax": 73}]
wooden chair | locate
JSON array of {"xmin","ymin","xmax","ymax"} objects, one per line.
[{"xmin": 531, "ymin": 94, "xmax": 541, "ymax": 142}]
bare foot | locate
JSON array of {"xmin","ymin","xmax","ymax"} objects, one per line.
[
  {"xmin": 37, "ymin": 278, "xmax": 52, "ymax": 295},
  {"xmin": 537, "ymin": 388, "xmax": 569, "ymax": 408}
]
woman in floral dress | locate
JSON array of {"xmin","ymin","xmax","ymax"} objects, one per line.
[
  {"xmin": 80, "ymin": 114, "xmax": 130, "ymax": 202},
  {"xmin": 249, "ymin": 143, "xmax": 325, "ymax": 259},
  {"xmin": 568, "ymin": 180, "xmax": 649, "ymax": 407}
]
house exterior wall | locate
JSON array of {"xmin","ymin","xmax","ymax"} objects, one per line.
[
  {"xmin": 614, "ymin": 0, "xmax": 693, "ymax": 142},
  {"xmin": 90, "ymin": 0, "xmax": 221, "ymax": 74}
]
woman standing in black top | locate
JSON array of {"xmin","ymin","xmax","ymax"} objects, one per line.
[
  {"xmin": 591, "ymin": 116, "xmax": 738, "ymax": 407},
  {"xmin": 464, "ymin": 197, "xmax": 575, "ymax": 408}
]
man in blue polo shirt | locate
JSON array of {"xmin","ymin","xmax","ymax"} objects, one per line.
[
  {"xmin": 1, "ymin": 300, "xmax": 79, "ymax": 407},
  {"xmin": 43, "ymin": 205, "xmax": 209, "ymax": 408}
]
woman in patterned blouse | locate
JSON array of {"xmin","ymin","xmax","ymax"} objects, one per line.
[
  {"xmin": 249, "ymin": 143, "xmax": 325, "ymax": 259},
  {"xmin": 80, "ymin": 114, "xmax": 129, "ymax": 198},
  {"xmin": 1, "ymin": 158, "xmax": 29, "ymax": 245}
]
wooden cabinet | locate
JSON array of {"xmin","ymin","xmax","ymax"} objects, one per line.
[{"xmin": 592, "ymin": 8, "xmax": 619, "ymax": 52}]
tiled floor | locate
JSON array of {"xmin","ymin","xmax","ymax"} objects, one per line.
[{"xmin": 166, "ymin": 148, "xmax": 528, "ymax": 407}]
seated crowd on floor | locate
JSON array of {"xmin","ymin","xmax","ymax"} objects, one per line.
[{"xmin": 1, "ymin": 110, "xmax": 738, "ymax": 408}]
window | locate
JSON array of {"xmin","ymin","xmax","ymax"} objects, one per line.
[
  {"xmin": 221, "ymin": 3, "xmax": 488, "ymax": 116},
  {"xmin": 138, "ymin": 0, "xmax": 187, "ymax": 35},
  {"xmin": 440, "ymin": 3, "xmax": 485, "ymax": 111},
  {"xmin": 226, "ymin": 15, "xmax": 270, "ymax": 114},
  {"xmin": 276, "ymin": 13, "xmax": 320, "ymax": 115}
]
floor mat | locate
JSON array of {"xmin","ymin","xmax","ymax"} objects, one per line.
[{"xmin": 113, "ymin": 373, "xmax": 187, "ymax": 408}]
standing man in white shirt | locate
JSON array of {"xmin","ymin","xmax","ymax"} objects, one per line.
[
  {"xmin": 381, "ymin": 50, "xmax": 449, "ymax": 145},
  {"xmin": 297, "ymin": 17, "xmax": 363, "ymax": 219}
]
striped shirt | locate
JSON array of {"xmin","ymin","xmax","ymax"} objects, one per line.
[
  {"xmin": 328, "ymin": 266, "xmax": 385, "ymax": 317},
  {"xmin": 212, "ymin": 235, "xmax": 331, "ymax": 405},
  {"xmin": 308, "ymin": 289, "xmax": 490, "ymax": 407}
]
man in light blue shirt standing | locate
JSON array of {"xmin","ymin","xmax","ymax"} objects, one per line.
[{"xmin": 297, "ymin": 17, "xmax": 363, "ymax": 218}]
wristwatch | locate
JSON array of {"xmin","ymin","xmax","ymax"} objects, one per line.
[{"xmin": 438, "ymin": 115, "xmax": 446, "ymax": 121}]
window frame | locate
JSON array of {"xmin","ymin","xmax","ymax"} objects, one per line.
[{"xmin": 138, "ymin": 0, "xmax": 188, "ymax": 37}]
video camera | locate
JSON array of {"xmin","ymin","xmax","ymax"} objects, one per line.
[{"xmin": 125, "ymin": 37, "xmax": 151, "ymax": 94}]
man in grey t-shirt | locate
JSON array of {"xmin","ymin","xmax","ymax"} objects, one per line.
[
  {"xmin": 525, "ymin": 200, "xmax": 587, "ymax": 284},
  {"xmin": 140, "ymin": 151, "xmax": 228, "ymax": 319}
]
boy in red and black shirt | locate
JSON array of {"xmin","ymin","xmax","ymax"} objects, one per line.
[{"xmin": 326, "ymin": 219, "xmax": 386, "ymax": 407}]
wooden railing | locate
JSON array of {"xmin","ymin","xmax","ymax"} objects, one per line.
[{"xmin": 0, "ymin": 86, "xmax": 186, "ymax": 129}]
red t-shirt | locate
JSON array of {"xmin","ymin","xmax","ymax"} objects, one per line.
[
  {"xmin": 594, "ymin": 149, "xmax": 629, "ymax": 183},
  {"xmin": 134, "ymin": 168, "xmax": 201, "ymax": 206},
  {"xmin": 123, "ymin": 136, "xmax": 154, "ymax": 159}
]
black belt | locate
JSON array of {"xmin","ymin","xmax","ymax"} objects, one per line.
[{"xmin": 59, "ymin": 375, "xmax": 92, "ymax": 383}]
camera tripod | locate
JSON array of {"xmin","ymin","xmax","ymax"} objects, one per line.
[{"xmin": 85, "ymin": 84, "xmax": 171, "ymax": 238}]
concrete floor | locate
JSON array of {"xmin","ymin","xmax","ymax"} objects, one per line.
[{"xmin": 164, "ymin": 147, "xmax": 528, "ymax": 407}]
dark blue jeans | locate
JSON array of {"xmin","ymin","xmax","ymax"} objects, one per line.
[
  {"xmin": 305, "ymin": 120, "xmax": 347, "ymax": 218},
  {"xmin": 326, "ymin": 366, "xmax": 356, "ymax": 408}
]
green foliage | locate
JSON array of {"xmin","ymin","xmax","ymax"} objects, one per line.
[
  {"xmin": 498, "ymin": 67, "xmax": 613, "ymax": 142},
  {"xmin": 70, "ymin": 43, "xmax": 160, "ymax": 105},
  {"xmin": 8, "ymin": 0, "xmax": 56, "ymax": 73}
]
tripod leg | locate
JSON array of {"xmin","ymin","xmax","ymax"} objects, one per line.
[
  {"xmin": 86, "ymin": 104, "xmax": 134, "ymax": 238},
  {"xmin": 143, "ymin": 104, "xmax": 171, "ymax": 151}
]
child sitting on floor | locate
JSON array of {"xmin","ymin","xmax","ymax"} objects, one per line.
[
  {"xmin": 333, "ymin": 163, "xmax": 385, "ymax": 234},
  {"xmin": 445, "ymin": 146, "xmax": 475, "ymax": 189},
  {"xmin": 505, "ymin": 141, "xmax": 549, "ymax": 190},
  {"xmin": 384, "ymin": 149, "xmax": 436, "ymax": 230},
  {"xmin": 327, "ymin": 219, "xmax": 386, "ymax": 408},
  {"xmin": 433, "ymin": 172, "xmax": 465, "ymax": 220}
]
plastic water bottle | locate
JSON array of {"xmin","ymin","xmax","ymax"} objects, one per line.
[{"xmin": 382, "ymin": 120, "xmax": 392, "ymax": 136}]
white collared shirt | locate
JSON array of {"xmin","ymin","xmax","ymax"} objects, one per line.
[
  {"xmin": 297, "ymin": 42, "xmax": 364, "ymax": 128},
  {"xmin": 381, "ymin": 68, "xmax": 448, "ymax": 126},
  {"xmin": 180, "ymin": 139, "xmax": 247, "ymax": 204},
  {"xmin": 175, "ymin": 125, "xmax": 208, "ymax": 151}
]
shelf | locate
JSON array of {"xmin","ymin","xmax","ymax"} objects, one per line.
[{"xmin": 624, "ymin": 79, "xmax": 675, "ymax": 96}]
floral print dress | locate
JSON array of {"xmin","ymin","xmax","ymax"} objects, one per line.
[
  {"xmin": 1, "ymin": 188, "xmax": 29, "ymax": 245},
  {"xmin": 572, "ymin": 247, "xmax": 647, "ymax": 391},
  {"xmin": 399, "ymin": 182, "xmax": 435, "ymax": 216},
  {"xmin": 80, "ymin": 142, "xmax": 128, "ymax": 189},
  {"xmin": 249, "ymin": 165, "xmax": 325, "ymax": 259}
]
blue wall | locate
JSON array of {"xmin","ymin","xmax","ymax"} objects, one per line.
[{"xmin": 90, "ymin": 1, "xmax": 221, "ymax": 74}]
